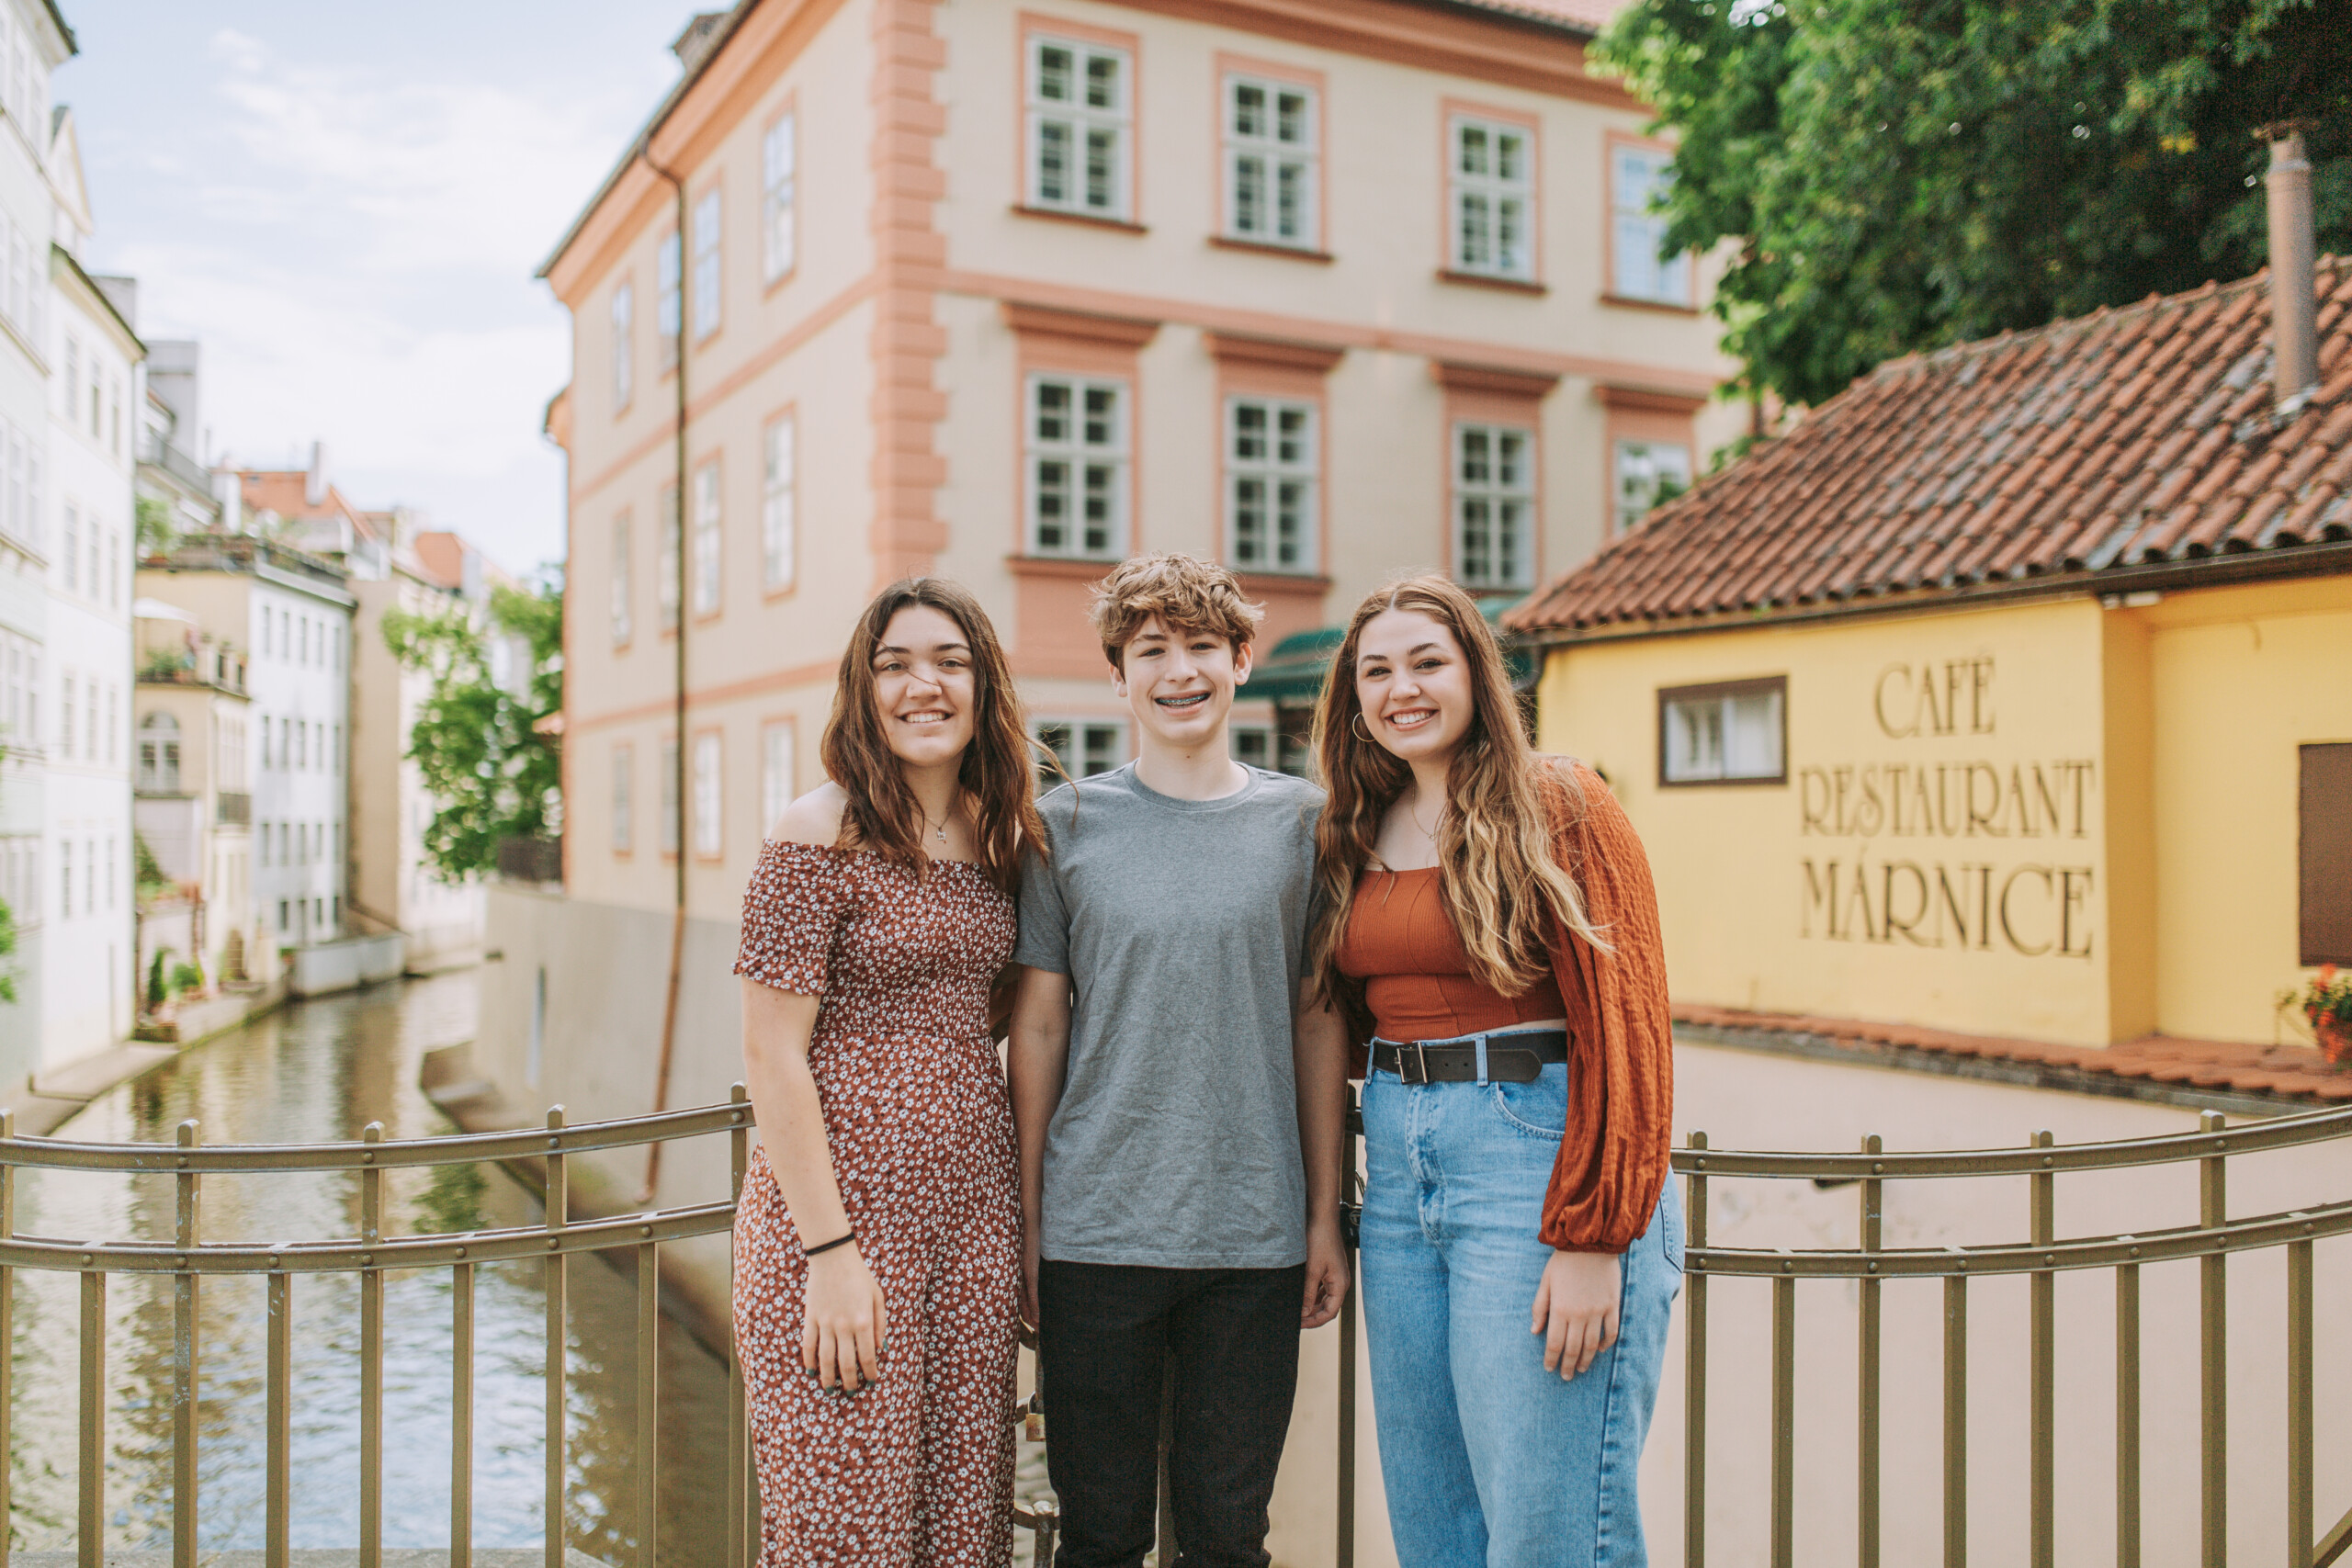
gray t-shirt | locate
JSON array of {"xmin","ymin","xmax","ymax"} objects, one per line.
[{"xmin": 1013, "ymin": 762, "xmax": 1323, "ymax": 1269}]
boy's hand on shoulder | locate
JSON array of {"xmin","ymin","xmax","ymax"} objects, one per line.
[{"xmin": 1300, "ymin": 1212, "xmax": 1350, "ymax": 1330}]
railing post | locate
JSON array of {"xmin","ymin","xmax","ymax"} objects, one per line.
[
  {"xmin": 453, "ymin": 1258, "xmax": 474, "ymax": 1568},
  {"xmin": 637, "ymin": 1235, "xmax": 660, "ymax": 1568},
  {"xmin": 1858, "ymin": 1134, "xmax": 1883, "ymax": 1568},
  {"xmin": 546, "ymin": 1105, "xmax": 569, "ymax": 1568},
  {"xmin": 175, "ymin": 1119, "xmax": 202, "ymax": 1568},
  {"xmin": 1771, "ymin": 1266, "xmax": 1794, "ymax": 1568},
  {"xmin": 729, "ymin": 1083, "xmax": 755, "ymax": 1568},
  {"xmin": 0, "ymin": 1108, "xmax": 14, "ymax": 1568},
  {"xmin": 1684, "ymin": 1132, "xmax": 1708, "ymax": 1568},
  {"xmin": 78, "ymin": 1264, "xmax": 105, "ymax": 1568},
  {"xmin": 2117, "ymin": 1252, "xmax": 2141, "ymax": 1568},
  {"xmin": 2200, "ymin": 1110, "xmax": 2227, "ymax": 1568},
  {"xmin": 361, "ymin": 1121, "xmax": 386, "ymax": 1568},
  {"xmin": 268, "ymin": 1269, "xmax": 291, "ymax": 1568},
  {"xmin": 2030, "ymin": 1129, "xmax": 2054, "ymax": 1568},
  {"xmin": 1336, "ymin": 1084, "xmax": 1358, "ymax": 1568},
  {"xmin": 2288, "ymin": 1233, "xmax": 2312, "ymax": 1568},
  {"xmin": 1944, "ymin": 1260, "xmax": 1967, "ymax": 1568}
]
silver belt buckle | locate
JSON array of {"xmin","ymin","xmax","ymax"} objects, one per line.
[{"xmin": 1403, "ymin": 1041, "xmax": 1430, "ymax": 1085}]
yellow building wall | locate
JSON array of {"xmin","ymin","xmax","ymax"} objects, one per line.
[
  {"xmin": 2138, "ymin": 578, "xmax": 2352, "ymax": 1043},
  {"xmin": 1534, "ymin": 597, "xmax": 2126, "ymax": 1045}
]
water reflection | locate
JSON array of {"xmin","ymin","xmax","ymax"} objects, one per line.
[{"xmin": 6, "ymin": 972, "xmax": 732, "ymax": 1567}]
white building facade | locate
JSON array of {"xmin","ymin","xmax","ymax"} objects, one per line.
[
  {"xmin": 246, "ymin": 565, "xmax": 352, "ymax": 955},
  {"xmin": 41, "ymin": 107, "xmax": 138, "ymax": 1059}
]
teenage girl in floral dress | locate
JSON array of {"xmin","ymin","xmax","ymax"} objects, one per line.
[{"xmin": 732, "ymin": 578, "xmax": 1047, "ymax": 1566}]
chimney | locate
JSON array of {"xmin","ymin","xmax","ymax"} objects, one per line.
[
  {"xmin": 213, "ymin": 468, "xmax": 243, "ymax": 535},
  {"xmin": 305, "ymin": 439, "xmax": 328, "ymax": 506},
  {"xmin": 2264, "ymin": 124, "xmax": 2319, "ymax": 411},
  {"xmin": 671, "ymin": 12, "xmax": 729, "ymax": 73}
]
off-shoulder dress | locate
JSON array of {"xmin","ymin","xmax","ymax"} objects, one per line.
[{"xmin": 732, "ymin": 838, "xmax": 1023, "ymax": 1567}]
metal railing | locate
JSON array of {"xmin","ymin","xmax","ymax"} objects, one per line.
[
  {"xmin": 0, "ymin": 1086, "xmax": 1060, "ymax": 1568},
  {"xmin": 1666, "ymin": 1103, "xmax": 2352, "ymax": 1568}
]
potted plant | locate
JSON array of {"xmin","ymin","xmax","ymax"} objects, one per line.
[{"xmin": 2291, "ymin": 965, "xmax": 2352, "ymax": 1066}]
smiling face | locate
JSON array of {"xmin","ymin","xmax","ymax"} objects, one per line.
[
  {"xmin": 871, "ymin": 604, "xmax": 978, "ymax": 769},
  {"xmin": 1112, "ymin": 613, "xmax": 1253, "ymax": 751},
  {"xmin": 1353, "ymin": 607, "xmax": 1476, "ymax": 767}
]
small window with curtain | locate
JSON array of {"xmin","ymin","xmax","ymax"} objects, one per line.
[
  {"xmin": 1450, "ymin": 116, "xmax": 1534, "ymax": 280},
  {"xmin": 656, "ymin": 231, "xmax": 682, "ymax": 370},
  {"xmin": 1454, "ymin": 423, "xmax": 1533, "ymax": 590},
  {"xmin": 610, "ymin": 279, "xmax": 634, "ymax": 412},
  {"xmin": 611, "ymin": 744, "xmax": 633, "ymax": 854},
  {"xmin": 692, "ymin": 188, "xmax": 723, "ymax": 340},
  {"xmin": 658, "ymin": 485, "xmax": 681, "ymax": 631},
  {"xmin": 693, "ymin": 732, "xmax": 724, "ymax": 858},
  {"xmin": 763, "ymin": 114, "xmax": 797, "ymax": 283},
  {"xmin": 692, "ymin": 458, "xmax": 722, "ymax": 616},
  {"xmin": 659, "ymin": 739, "xmax": 680, "ymax": 855},
  {"xmin": 1026, "ymin": 374, "xmax": 1126, "ymax": 559},
  {"xmin": 1034, "ymin": 719, "xmax": 1125, "ymax": 794},
  {"xmin": 1227, "ymin": 396, "xmax": 1317, "ymax": 572},
  {"xmin": 2301, "ymin": 743, "xmax": 2352, "ymax": 965},
  {"xmin": 1611, "ymin": 143, "xmax": 1690, "ymax": 306},
  {"xmin": 1658, "ymin": 677, "xmax": 1786, "ymax": 787},
  {"xmin": 1027, "ymin": 36, "xmax": 1131, "ymax": 220},
  {"xmin": 1225, "ymin": 75, "xmax": 1315, "ymax": 247},
  {"xmin": 610, "ymin": 512, "xmax": 632, "ymax": 647},
  {"xmin": 1615, "ymin": 438, "xmax": 1692, "ymax": 533},
  {"xmin": 762, "ymin": 720, "xmax": 795, "ymax": 835},
  {"xmin": 763, "ymin": 414, "xmax": 796, "ymax": 592}
]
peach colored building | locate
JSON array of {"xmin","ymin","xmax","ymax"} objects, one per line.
[{"xmin": 535, "ymin": 0, "xmax": 1736, "ymax": 933}]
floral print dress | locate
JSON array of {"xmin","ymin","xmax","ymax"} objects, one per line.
[{"xmin": 733, "ymin": 839, "xmax": 1023, "ymax": 1567}]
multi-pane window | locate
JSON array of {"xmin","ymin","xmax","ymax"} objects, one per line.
[
  {"xmin": 658, "ymin": 484, "xmax": 681, "ymax": 630},
  {"xmin": 610, "ymin": 513, "xmax": 632, "ymax": 646},
  {"xmin": 610, "ymin": 279, "xmax": 634, "ymax": 412},
  {"xmin": 1450, "ymin": 116, "xmax": 1534, "ymax": 280},
  {"xmin": 1614, "ymin": 438, "xmax": 1692, "ymax": 533},
  {"xmin": 692, "ymin": 732, "xmax": 723, "ymax": 857},
  {"xmin": 1225, "ymin": 76, "xmax": 1315, "ymax": 246},
  {"xmin": 1454, "ymin": 423, "xmax": 1534, "ymax": 590},
  {"xmin": 692, "ymin": 459, "xmax": 722, "ymax": 615},
  {"xmin": 1027, "ymin": 36, "xmax": 1130, "ymax": 220},
  {"xmin": 656, "ymin": 231, "xmax": 682, "ymax": 371},
  {"xmin": 2301, "ymin": 743, "xmax": 2352, "ymax": 964},
  {"xmin": 659, "ymin": 739, "xmax": 680, "ymax": 855},
  {"xmin": 61, "ymin": 502, "xmax": 76, "ymax": 592},
  {"xmin": 1611, "ymin": 144, "xmax": 1690, "ymax": 305},
  {"xmin": 762, "ymin": 114, "xmax": 797, "ymax": 283},
  {"xmin": 1034, "ymin": 720, "xmax": 1124, "ymax": 794},
  {"xmin": 1026, "ymin": 375, "xmax": 1125, "ymax": 559},
  {"xmin": 762, "ymin": 415, "xmax": 795, "ymax": 592},
  {"xmin": 138, "ymin": 713, "xmax": 181, "ymax": 793},
  {"xmin": 612, "ymin": 744, "xmax": 634, "ymax": 854},
  {"xmin": 1227, "ymin": 397, "xmax": 1316, "ymax": 572},
  {"xmin": 762, "ymin": 721, "xmax": 794, "ymax": 836},
  {"xmin": 692, "ymin": 188, "xmax": 723, "ymax": 340},
  {"xmin": 1659, "ymin": 678, "xmax": 1786, "ymax": 785}
]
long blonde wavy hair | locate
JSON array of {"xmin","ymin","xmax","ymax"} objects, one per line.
[{"xmin": 1307, "ymin": 576, "xmax": 1609, "ymax": 1034}]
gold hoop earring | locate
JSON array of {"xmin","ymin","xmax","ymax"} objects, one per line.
[{"xmin": 1351, "ymin": 712, "xmax": 1374, "ymax": 741}]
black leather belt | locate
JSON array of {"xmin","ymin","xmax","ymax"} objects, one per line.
[{"xmin": 1370, "ymin": 1029, "xmax": 1568, "ymax": 1085}]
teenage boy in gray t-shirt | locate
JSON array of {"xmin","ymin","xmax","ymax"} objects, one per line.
[{"xmin": 1010, "ymin": 553, "xmax": 1349, "ymax": 1568}]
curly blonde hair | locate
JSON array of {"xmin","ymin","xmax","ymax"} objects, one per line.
[{"xmin": 1090, "ymin": 553, "xmax": 1265, "ymax": 671}]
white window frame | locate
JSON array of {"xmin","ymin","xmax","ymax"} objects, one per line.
[
  {"xmin": 656, "ymin": 231, "xmax": 682, "ymax": 371},
  {"xmin": 761, "ymin": 720, "xmax": 795, "ymax": 836},
  {"xmin": 612, "ymin": 743, "xmax": 634, "ymax": 854},
  {"xmin": 1453, "ymin": 423, "xmax": 1535, "ymax": 591},
  {"xmin": 610, "ymin": 513, "xmax": 632, "ymax": 646},
  {"xmin": 1033, "ymin": 717, "xmax": 1126, "ymax": 792},
  {"xmin": 762, "ymin": 414, "xmax": 796, "ymax": 592},
  {"xmin": 1611, "ymin": 143, "xmax": 1691, "ymax": 306},
  {"xmin": 762, "ymin": 113, "xmax": 797, "ymax": 283},
  {"xmin": 1224, "ymin": 74, "xmax": 1317, "ymax": 248},
  {"xmin": 691, "ymin": 188, "xmax": 723, "ymax": 341},
  {"xmin": 1449, "ymin": 115, "xmax": 1535, "ymax": 281},
  {"xmin": 691, "ymin": 459, "xmax": 722, "ymax": 616},
  {"xmin": 1226, "ymin": 396, "xmax": 1317, "ymax": 574},
  {"xmin": 692, "ymin": 731, "xmax": 723, "ymax": 858},
  {"xmin": 1025, "ymin": 35, "xmax": 1132, "ymax": 220},
  {"xmin": 1024, "ymin": 374, "xmax": 1127, "ymax": 560},
  {"xmin": 610, "ymin": 279, "xmax": 634, "ymax": 412},
  {"xmin": 1613, "ymin": 437, "xmax": 1692, "ymax": 534},
  {"xmin": 1659, "ymin": 678, "xmax": 1786, "ymax": 786}
]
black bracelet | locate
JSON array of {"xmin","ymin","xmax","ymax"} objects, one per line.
[{"xmin": 804, "ymin": 1231, "xmax": 857, "ymax": 1258}]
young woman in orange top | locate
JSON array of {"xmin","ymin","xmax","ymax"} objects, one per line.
[{"xmin": 1308, "ymin": 574, "xmax": 1680, "ymax": 1568}]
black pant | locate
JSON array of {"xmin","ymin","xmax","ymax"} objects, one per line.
[{"xmin": 1038, "ymin": 1259, "xmax": 1306, "ymax": 1568}]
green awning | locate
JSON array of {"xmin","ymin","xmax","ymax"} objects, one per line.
[{"xmin": 1247, "ymin": 595, "xmax": 1536, "ymax": 708}]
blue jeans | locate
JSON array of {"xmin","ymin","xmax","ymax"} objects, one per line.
[{"xmin": 1359, "ymin": 1064, "xmax": 1683, "ymax": 1568}]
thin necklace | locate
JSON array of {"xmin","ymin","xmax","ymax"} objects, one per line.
[
  {"xmin": 1410, "ymin": 797, "xmax": 1442, "ymax": 840},
  {"xmin": 921, "ymin": 795, "xmax": 956, "ymax": 843}
]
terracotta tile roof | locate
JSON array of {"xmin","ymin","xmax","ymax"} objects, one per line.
[
  {"xmin": 412, "ymin": 531, "xmax": 467, "ymax": 592},
  {"xmin": 1442, "ymin": 0, "xmax": 1620, "ymax": 32},
  {"xmin": 1676, "ymin": 1004, "xmax": 2352, "ymax": 1106},
  {"xmin": 1510, "ymin": 257, "xmax": 2352, "ymax": 638},
  {"xmin": 236, "ymin": 470, "xmax": 378, "ymax": 538}
]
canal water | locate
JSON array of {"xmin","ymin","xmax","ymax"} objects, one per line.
[{"xmin": 6, "ymin": 971, "xmax": 735, "ymax": 1565}]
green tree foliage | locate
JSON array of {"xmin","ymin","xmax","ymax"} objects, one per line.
[
  {"xmin": 1597, "ymin": 0, "xmax": 2352, "ymax": 407},
  {"xmin": 383, "ymin": 576, "xmax": 564, "ymax": 880},
  {"xmin": 135, "ymin": 494, "xmax": 177, "ymax": 558}
]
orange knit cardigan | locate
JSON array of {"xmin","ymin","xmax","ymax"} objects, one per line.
[{"xmin": 1533, "ymin": 760, "xmax": 1675, "ymax": 1254}]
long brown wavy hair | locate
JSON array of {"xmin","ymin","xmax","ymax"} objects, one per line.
[
  {"xmin": 1307, "ymin": 575, "xmax": 1609, "ymax": 1032},
  {"xmin": 820, "ymin": 577, "xmax": 1046, "ymax": 896}
]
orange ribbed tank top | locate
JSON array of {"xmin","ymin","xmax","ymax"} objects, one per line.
[{"xmin": 1337, "ymin": 865, "xmax": 1570, "ymax": 1042}]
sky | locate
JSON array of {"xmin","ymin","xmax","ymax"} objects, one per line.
[{"xmin": 59, "ymin": 0, "xmax": 721, "ymax": 578}]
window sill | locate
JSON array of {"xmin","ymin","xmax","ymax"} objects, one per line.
[
  {"xmin": 1012, "ymin": 205, "xmax": 1148, "ymax": 235},
  {"xmin": 762, "ymin": 581, "xmax": 799, "ymax": 602},
  {"xmin": 1437, "ymin": 269, "xmax": 1546, "ymax": 297},
  {"xmin": 1008, "ymin": 553, "xmax": 1123, "ymax": 579},
  {"xmin": 762, "ymin": 266, "xmax": 799, "ymax": 299},
  {"xmin": 1657, "ymin": 774, "xmax": 1789, "ymax": 790},
  {"xmin": 1210, "ymin": 235, "xmax": 1333, "ymax": 265},
  {"xmin": 1600, "ymin": 292, "xmax": 1700, "ymax": 317}
]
